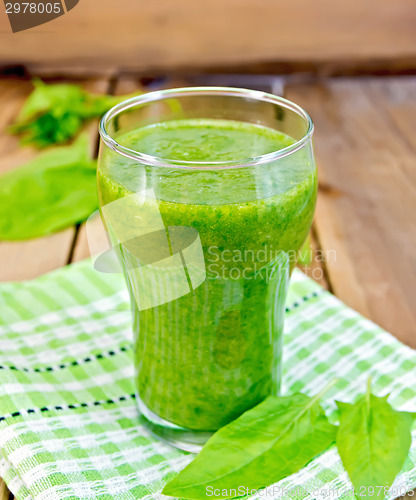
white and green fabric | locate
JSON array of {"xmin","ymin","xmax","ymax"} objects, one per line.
[{"xmin": 0, "ymin": 260, "xmax": 415, "ymax": 500}]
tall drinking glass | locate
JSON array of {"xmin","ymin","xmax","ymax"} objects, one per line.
[{"xmin": 97, "ymin": 87, "xmax": 316, "ymax": 451}]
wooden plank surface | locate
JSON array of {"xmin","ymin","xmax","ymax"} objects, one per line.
[
  {"xmin": 285, "ymin": 76, "xmax": 416, "ymax": 347},
  {"xmin": 0, "ymin": 0, "xmax": 415, "ymax": 74}
]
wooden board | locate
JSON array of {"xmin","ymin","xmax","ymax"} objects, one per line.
[
  {"xmin": 0, "ymin": 0, "xmax": 415, "ymax": 74},
  {"xmin": 285, "ymin": 76, "xmax": 416, "ymax": 347}
]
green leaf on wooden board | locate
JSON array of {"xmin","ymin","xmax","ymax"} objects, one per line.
[
  {"xmin": 9, "ymin": 79, "xmax": 138, "ymax": 147},
  {"xmin": 0, "ymin": 134, "xmax": 98, "ymax": 240}
]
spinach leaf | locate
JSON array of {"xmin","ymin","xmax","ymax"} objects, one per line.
[
  {"xmin": 14, "ymin": 79, "xmax": 87, "ymax": 124},
  {"xmin": 0, "ymin": 134, "xmax": 97, "ymax": 240},
  {"xmin": 163, "ymin": 387, "xmax": 336, "ymax": 499},
  {"xmin": 10, "ymin": 80, "xmax": 136, "ymax": 148},
  {"xmin": 336, "ymin": 379, "xmax": 415, "ymax": 499}
]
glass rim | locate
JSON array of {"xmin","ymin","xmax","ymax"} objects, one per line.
[{"xmin": 99, "ymin": 86, "xmax": 314, "ymax": 170}]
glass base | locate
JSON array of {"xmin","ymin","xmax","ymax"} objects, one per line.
[{"xmin": 136, "ymin": 396, "xmax": 213, "ymax": 453}]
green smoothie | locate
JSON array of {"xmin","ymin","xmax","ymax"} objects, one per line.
[{"xmin": 98, "ymin": 118, "xmax": 317, "ymax": 431}]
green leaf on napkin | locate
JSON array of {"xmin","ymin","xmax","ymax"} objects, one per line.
[
  {"xmin": 163, "ymin": 387, "xmax": 337, "ymax": 500},
  {"xmin": 0, "ymin": 133, "xmax": 97, "ymax": 240},
  {"xmin": 336, "ymin": 379, "xmax": 416, "ymax": 499},
  {"xmin": 9, "ymin": 79, "xmax": 137, "ymax": 148}
]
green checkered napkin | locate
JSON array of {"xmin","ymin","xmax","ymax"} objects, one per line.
[{"xmin": 0, "ymin": 260, "xmax": 415, "ymax": 500}]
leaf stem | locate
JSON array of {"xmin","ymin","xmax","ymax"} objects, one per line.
[
  {"xmin": 366, "ymin": 376, "xmax": 372, "ymax": 415},
  {"xmin": 313, "ymin": 378, "xmax": 339, "ymax": 403}
]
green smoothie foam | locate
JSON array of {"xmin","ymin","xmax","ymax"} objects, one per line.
[{"xmin": 98, "ymin": 118, "xmax": 317, "ymax": 431}]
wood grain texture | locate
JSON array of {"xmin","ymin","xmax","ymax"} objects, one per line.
[
  {"xmin": 285, "ymin": 77, "xmax": 416, "ymax": 347},
  {"xmin": 0, "ymin": 0, "xmax": 415, "ymax": 74},
  {"xmin": 0, "ymin": 78, "xmax": 109, "ymax": 282}
]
